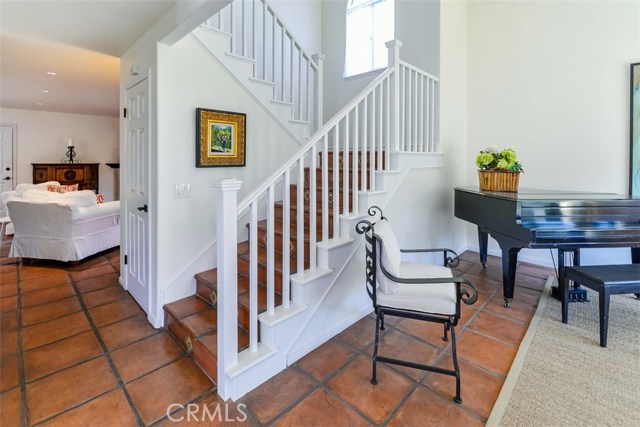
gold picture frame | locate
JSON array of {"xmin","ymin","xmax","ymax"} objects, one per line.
[{"xmin": 196, "ymin": 108, "xmax": 246, "ymax": 167}]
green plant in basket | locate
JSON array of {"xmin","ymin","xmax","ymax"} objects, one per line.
[{"xmin": 476, "ymin": 147, "xmax": 524, "ymax": 173}]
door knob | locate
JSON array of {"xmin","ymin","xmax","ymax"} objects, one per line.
[
  {"xmin": 3, "ymin": 177, "xmax": 10, "ymax": 181},
  {"xmin": 137, "ymin": 204, "xmax": 148, "ymax": 212}
]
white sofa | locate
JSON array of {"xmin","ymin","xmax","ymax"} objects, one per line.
[{"xmin": 3, "ymin": 182, "xmax": 120, "ymax": 262}]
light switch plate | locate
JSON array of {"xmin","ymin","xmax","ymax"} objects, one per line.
[{"xmin": 174, "ymin": 183, "xmax": 191, "ymax": 198}]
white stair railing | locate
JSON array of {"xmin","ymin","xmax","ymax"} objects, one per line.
[
  {"xmin": 204, "ymin": 0, "xmax": 322, "ymax": 131},
  {"xmin": 215, "ymin": 40, "xmax": 439, "ymax": 400}
]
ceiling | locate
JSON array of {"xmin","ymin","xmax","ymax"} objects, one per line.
[{"xmin": 0, "ymin": 0, "xmax": 178, "ymax": 117}]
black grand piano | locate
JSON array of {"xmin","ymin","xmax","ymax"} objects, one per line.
[{"xmin": 454, "ymin": 187, "xmax": 640, "ymax": 307}]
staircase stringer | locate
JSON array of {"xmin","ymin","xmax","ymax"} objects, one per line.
[{"xmin": 190, "ymin": 31, "xmax": 304, "ymax": 143}]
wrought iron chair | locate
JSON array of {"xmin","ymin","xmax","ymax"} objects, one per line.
[{"xmin": 355, "ymin": 206, "xmax": 478, "ymax": 404}]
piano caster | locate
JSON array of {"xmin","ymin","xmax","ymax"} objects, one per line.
[{"xmin": 503, "ymin": 298, "xmax": 512, "ymax": 308}]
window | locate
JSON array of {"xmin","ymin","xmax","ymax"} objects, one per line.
[{"xmin": 344, "ymin": 0, "xmax": 394, "ymax": 78}]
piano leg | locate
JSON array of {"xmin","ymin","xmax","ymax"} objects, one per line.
[
  {"xmin": 478, "ymin": 228, "xmax": 489, "ymax": 268},
  {"xmin": 500, "ymin": 247, "xmax": 520, "ymax": 308}
]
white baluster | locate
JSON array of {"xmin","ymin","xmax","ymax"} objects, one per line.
[
  {"xmin": 282, "ymin": 169, "xmax": 290, "ymax": 309},
  {"xmin": 353, "ymin": 104, "xmax": 359, "ymax": 213},
  {"xmin": 322, "ymin": 135, "xmax": 329, "ymax": 241},
  {"xmin": 297, "ymin": 157, "xmax": 304, "ymax": 276},
  {"xmin": 290, "ymin": 38, "xmax": 294, "ymax": 104},
  {"xmin": 249, "ymin": 200, "xmax": 258, "ymax": 351},
  {"xmin": 362, "ymin": 96, "xmax": 368, "ymax": 191},
  {"xmin": 378, "ymin": 84, "xmax": 382, "ymax": 171},
  {"xmin": 431, "ymin": 79, "xmax": 435, "ymax": 151},
  {"xmin": 385, "ymin": 77, "xmax": 390, "ymax": 168},
  {"xmin": 343, "ymin": 115, "xmax": 349, "ymax": 218},
  {"xmin": 333, "ymin": 122, "xmax": 339, "ymax": 235},
  {"xmin": 267, "ymin": 183, "xmax": 275, "ymax": 316},
  {"xmin": 309, "ymin": 145, "xmax": 317, "ymax": 271}
]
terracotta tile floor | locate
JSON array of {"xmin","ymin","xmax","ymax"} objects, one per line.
[{"xmin": 0, "ymin": 237, "xmax": 551, "ymax": 426}]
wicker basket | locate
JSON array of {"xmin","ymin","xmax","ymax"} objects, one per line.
[{"xmin": 478, "ymin": 170, "xmax": 520, "ymax": 192}]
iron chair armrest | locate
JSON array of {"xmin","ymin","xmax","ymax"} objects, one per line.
[
  {"xmin": 379, "ymin": 262, "xmax": 478, "ymax": 305},
  {"xmin": 399, "ymin": 248, "xmax": 460, "ymax": 268}
]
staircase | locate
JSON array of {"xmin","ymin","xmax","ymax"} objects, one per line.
[
  {"xmin": 162, "ymin": 152, "xmax": 376, "ymax": 383},
  {"xmin": 190, "ymin": 0, "xmax": 322, "ymax": 142},
  {"xmin": 163, "ymin": 0, "xmax": 441, "ymax": 402}
]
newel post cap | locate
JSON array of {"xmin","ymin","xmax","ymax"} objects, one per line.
[{"xmin": 211, "ymin": 179, "xmax": 242, "ymax": 192}]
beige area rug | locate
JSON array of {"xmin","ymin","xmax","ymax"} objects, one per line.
[{"xmin": 487, "ymin": 276, "xmax": 640, "ymax": 427}]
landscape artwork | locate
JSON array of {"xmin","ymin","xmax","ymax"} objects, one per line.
[
  {"xmin": 196, "ymin": 108, "xmax": 246, "ymax": 167},
  {"xmin": 209, "ymin": 122, "xmax": 236, "ymax": 156}
]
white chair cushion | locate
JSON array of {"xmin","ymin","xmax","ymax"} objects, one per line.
[
  {"xmin": 376, "ymin": 262, "xmax": 457, "ymax": 315},
  {"xmin": 374, "ymin": 219, "xmax": 401, "ymax": 276}
]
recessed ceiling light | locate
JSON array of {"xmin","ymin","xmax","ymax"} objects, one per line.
[
  {"xmin": 42, "ymin": 90, "xmax": 49, "ymax": 93},
  {"xmin": 36, "ymin": 102, "xmax": 44, "ymax": 106},
  {"xmin": 46, "ymin": 71, "xmax": 56, "ymax": 76}
]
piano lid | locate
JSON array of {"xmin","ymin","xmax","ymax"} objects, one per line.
[{"xmin": 454, "ymin": 187, "xmax": 640, "ymax": 202}]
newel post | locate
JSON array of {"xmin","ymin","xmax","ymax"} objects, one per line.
[
  {"xmin": 212, "ymin": 178, "xmax": 242, "ymax": 400},
  {"xmin": 312, "ymin": 53, "xmax": 325, "ymax": 132},
  {"xmin": 386, "ymin": 40, "xmax": 402, "ymax": 151}
]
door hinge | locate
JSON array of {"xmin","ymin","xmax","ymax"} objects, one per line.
[
  {"xmin": 123, "ymin": 108, "xmax": 127, "ymax": 118},
  {"xmin": 124, "ymin": 255, "xmax": 128, "ymax": 265}
]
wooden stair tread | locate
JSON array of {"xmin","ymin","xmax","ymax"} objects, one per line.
[
  {"xmin": 196, "ymin": 269, "xmax": 250, "ymax": 293},
  {"xmin": 164, "ymin": 295, "xmax": 210, "ymax": 320}
]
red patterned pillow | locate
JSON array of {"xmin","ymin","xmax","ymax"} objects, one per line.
[
  {"xmin": 95, "ymin": 193, "xmax": 105, "ymax": 204},
  {"xmin": 47, "ymin": 184, "xmax": 79, "ymax": 193}
]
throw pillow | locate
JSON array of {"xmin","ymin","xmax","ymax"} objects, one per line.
[
  {"xmin": 47, "ymin": 183, "xmax": 79, "ymax": 193},
  {"xmin": 95, "ymin": 193, "xmax": 105, "ymax": 204}
]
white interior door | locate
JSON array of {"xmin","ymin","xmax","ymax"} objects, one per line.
[
  {"xmin": 0, "ymin": 125, "xmax": 15, "ymax": 196},
  {"xmin": 124, "ymin": 76, "xmax": 151, "ymax": 313}
]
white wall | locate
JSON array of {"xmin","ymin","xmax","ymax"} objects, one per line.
[
  {"xmin": 0, "ymin": 108, "xmax": 118, "ymax": 201},
  {"xmin": 154, "ymin": 35, "xmax": 300, "ymax": 314},
  {"xmin": 466, "ymin": 0, "xmax": 640, "ymax": 266},
  {"xmin": 440, "ymin": 0, "xmax": 469, "ymax": 253},
  {"xmin": 269, "ymin": 0, "xmax": 323, "ymax": 55},
  {"xmin": 322, "ymin": 0, "xmax": 441, "ymax": 120}
]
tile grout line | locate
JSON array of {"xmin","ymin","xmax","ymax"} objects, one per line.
[
  {"xmin": 66, "ymin": 260, "xmax": 147, "ymax": 427},
  {"xmin": 13, "ymin": 261, "xmax": 29, "ymax": 427}
]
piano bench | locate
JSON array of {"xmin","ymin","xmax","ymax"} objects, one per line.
[{"xmin": 561, "ymin": 264, "xmax": 640, "ymax": 348}]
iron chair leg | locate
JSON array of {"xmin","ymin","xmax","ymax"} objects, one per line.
[
  {"xmin": 380, "ymin": 312, "xmax": 385, "ymax": 330},
  {"xmin": 442, "ymin": 323, "xmax": 449, "ymax": 341},
  {"xmin": 371, "ymin": 311, "xmax": 382, "ymax": 385},
  {"xmin": 450, "ymin": 320, "xmax": 462, "ymax": 404}
]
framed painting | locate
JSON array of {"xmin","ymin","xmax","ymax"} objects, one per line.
[
  {"xmin": 196, "ymin": 108, "xmax": 246, "ymax": 167},
  {"xmin": 631, "ymin": 62, "xmax": 640, "ymax": 196}
]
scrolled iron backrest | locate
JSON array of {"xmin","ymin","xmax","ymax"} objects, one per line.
[{"xmin": 355, "ymin": 206, "xmax": 386, "ymax": 307}]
